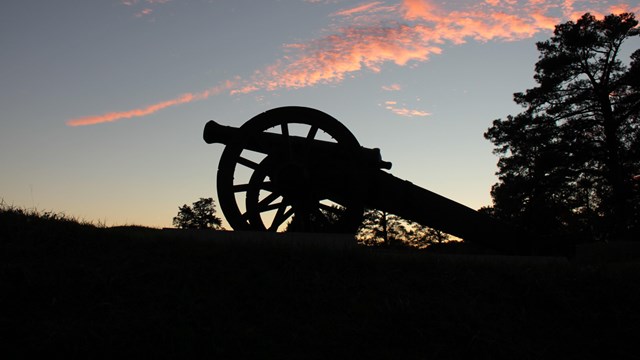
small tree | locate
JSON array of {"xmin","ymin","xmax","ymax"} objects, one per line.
[
  {"xmin": 173, "ymin": 197, "xmax": 223, "ymax": 230},
  {"xmin": 356, "ymin": 209, "xmax": 451, "ymax": 248}
]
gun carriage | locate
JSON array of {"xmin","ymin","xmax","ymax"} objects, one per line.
[{"xmin": 204, "ymin": 106, "xmax": 521, "ymax": 252}]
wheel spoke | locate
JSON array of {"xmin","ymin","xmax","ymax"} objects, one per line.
[
  {"xmin": 280, "ymin": 122, "xmax": 293, "ymax": 156},
  {"xmin": 260, "ymin": 201, "xmax": 285, "ymax": 212},
  {"xmin": 234, "ymin": 181, "xmax": 275, "ymax": 193},
  {"xmin": 260, "ymin": 180, "xmax": 275, "ymax": 192},
  {"xmin": 257, "ymin": 192, "xmax": 281, "ymax": 212},
  {"xmin": 233, "ymin": 183, "xmax": 250, "ymax": 193},
  {"xmin": 306, "ymin": 125, "xmax": 319, "ymax": 140},
  {"xmin": 270, "ymin": 205, "xmax": 295, "ymax": 230},
  {"xmin": 237, "ymin": 156, "xmax": 259, "ymax": 169},
  {"xmin": 281, "ymin": 122, "xmax": 289, "ymax": 137}
]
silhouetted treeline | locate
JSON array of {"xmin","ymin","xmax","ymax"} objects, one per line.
[{"xmin": 485, "ymin": 13, "xmax": 640, "ymax": 242}]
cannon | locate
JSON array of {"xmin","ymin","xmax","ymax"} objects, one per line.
[{"xmin": 203, "ymin": 106, "xmax": 524, "ymax": 252}]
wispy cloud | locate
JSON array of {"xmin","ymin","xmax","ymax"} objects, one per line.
[
  {"xmin": 331, "ymin": 1, "xmax": 398, "ymax": 19},
  {"xmin": 67, "ymin": 81, "xmax": 235, "ymax": 127},
  {"xmin": 245, "ymin": 24, "xmax": 443, "ymax": 91},
  {"xmin": 122, "ymin": 0, "xmax": 171, "ymax": 5},
  {"xmin": 332, "ymin": 2, "xmax": 385, "ymax": 17},
  {"xmin": 135, "ymin": 8, "xmax": 153, "ymax": 18},
  {"xmin": 122, "ymin": 0, "xmax": 171, "ymax": 18},
  {"xmin": 69, "ymin": 0, "xmax": 635, "ymax": 125},
  {"xmin": 382, "ymin": 84, "xmax": 402, "ymax": 91},
  {"xmin": 384, "ymin": 100, "xmax": 431, "ymax": 117}
]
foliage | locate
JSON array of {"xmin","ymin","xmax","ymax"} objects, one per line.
[
  {"xmin": 0, "ymin": 199, "xmax": 102, "ymax": 229},
  {"xmin": 172, "ymin": 197, "xmax": 223, "ymax": 230},
  {"xmin": 484, "ymin": 13, "xmax": 640, "ymax": 241},
  {"xmin": 285, "ymin": 204, "xmax": 356, "ymax": 233},
  {"xmin": 356, "ymin": 209, "xmax": 451, "ymax": 248}
]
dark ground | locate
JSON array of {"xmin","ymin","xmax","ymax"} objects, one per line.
[{"xmin": 1, "ymin": 208, "xmax": 640, "ymax": 359}]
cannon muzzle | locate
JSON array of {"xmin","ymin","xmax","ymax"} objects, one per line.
[{"xmin": 203, "ymin": 120, "xmax": 239, "ymax": 145}]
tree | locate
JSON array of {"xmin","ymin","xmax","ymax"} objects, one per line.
[
  {"xmin": 356, "ymin": 209, "xmax": 451, "ymax": 248},
  {"xmin": 485, "ymin": 13, "xmax": 640, "ymax": 241},
  {"xmin": 173, "ymin": 197, "xmax": 223, "ymax": 230}
]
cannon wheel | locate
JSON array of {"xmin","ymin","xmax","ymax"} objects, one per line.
[{"xmin": 216, "ymin": 106, "xmax": 365, "ymax": 232}]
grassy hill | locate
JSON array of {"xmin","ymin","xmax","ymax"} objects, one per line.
[{"xmin": 2, "ymin": 205, "xmax": 639, "ymax": 359}]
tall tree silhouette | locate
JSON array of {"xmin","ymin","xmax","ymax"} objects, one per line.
[{"xmin": 485, "ymin": 13, "xmax": 639, "ymax": 241}]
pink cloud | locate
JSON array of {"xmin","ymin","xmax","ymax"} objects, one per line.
[
  {"xmin": 69, "ymin": 0, "xmax": 634, "ymax": 126},
  {"xmin": 243, "ymin": 24, "xmax": 442, "ymax": 91},
  {"xmin": 135, "ymin": 8, "xmax": 153, "ymax": 18},
  {"xmin": 530, "ymin": 10, "xmax": 560, "ymax": 30},
  {"xmin": 402, "ymin": 0, "xmax": 442, "ymax": 22},
  {"xmin": 259, "ymin": 0, "xmax": 577, "ymax": 94},
  {"xmin": 67, "ymin": 81, "xmax": 235, "ymax": 126},
  {"xmin": 609, "ymin": 3, "xmax": 640, "ymax": 15},
  {"xmin": 224, "ymin": 0, "xmax": 636, "ymax": 99},
  {"xmin": 403, "ymin": 1, "xmax": 557, "ymax": 43},
  {"xmin": 400, "ymin": 0, "xmax": 634, "ymax": 44},
  {"xmin": 122, "ymin": 0, "xmax": 171, "ymax": 18},
  {"xmin": 384, "ymin": 101, "xmax": 431, "ymax": 117},
  {"xmin": 332, "ymin": 2, "xmax": 385, "ymax": 17},
  {"xmin": 382, "ymin": 84, "xmax": 402, "ymax": 91}
]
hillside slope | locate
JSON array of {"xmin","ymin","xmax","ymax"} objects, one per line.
[{"xmin": 2, "ymin": 207, "xmax": 639, "ymax": 359}]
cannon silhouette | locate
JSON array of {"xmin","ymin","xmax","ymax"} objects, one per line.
[{"xmin": 203, "ymin": 106, "xmax": 523, "ymax": 252}]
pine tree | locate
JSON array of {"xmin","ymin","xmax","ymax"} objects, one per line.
[{"xmin": 485, "ymin": 13, "xmax": 639, "ymax": 241}]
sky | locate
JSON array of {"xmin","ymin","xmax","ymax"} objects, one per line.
[{"xmin": 1, "ymin": 0, "xmax": 639, "ymax": 229}]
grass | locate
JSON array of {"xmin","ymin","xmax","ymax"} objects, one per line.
[{"xmin": 2, "ymin": 204, "xmax": 640, "ymax": 359}]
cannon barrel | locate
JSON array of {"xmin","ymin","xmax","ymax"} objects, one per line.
[
  {"xmin": 204, "ymin": 120, "xmax": 392, "ymax": 170},
  {"xmin": 366, "ymin": 171, "xmax": 523, "ymax": 252}
]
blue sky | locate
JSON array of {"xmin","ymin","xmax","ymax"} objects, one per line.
[{"xmin": 1, "ymin": 0, "xmax": 638, "ymax": 228}]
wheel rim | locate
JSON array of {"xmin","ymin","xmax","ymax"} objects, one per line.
[{"xmin": 216, "ymin": 106, "xmax": 365, "ymax": 232}]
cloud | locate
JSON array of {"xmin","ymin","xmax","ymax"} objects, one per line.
[
  {"xmin": 332, "ymin": 2, "xmax": 386, "ymax": 17},
  {"xmin": 66, "ymin": 81, "xmax": 235, "ymax": 127},
  {"xmin": 69, "ymin": 0, "xmax": 634, "ymax": 126},
  {"xmin": 382, "ymin": 84, "xmax": 402, "ymax": 91},
  {"xmin": 135, "ymin": 8, "xmax": 153, "ymax": 18},
  {"xmin": 122, "ymin": 0, "xmax": 171, "ymax": 17},
  {"xmin": 243, "ymin": 0, "xmax": 627, "ymax": 93},
  {"xmin": 384, "ymin": 101, "xmax": 431, "ymax": 117},
  {"xmin": 122, "ymin": 0, "xmax": 171, "ymax": 4},
  {"xmin": 608, "ymin": 3, "xmax": 639, "ymax": 15},
  {"xmin": 240, "ymin": 24, "xmax": 442, "ymax": 92},
  {"xmin": 402, "ymin": 0, "xmax": 558, "ymax": 43}
]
